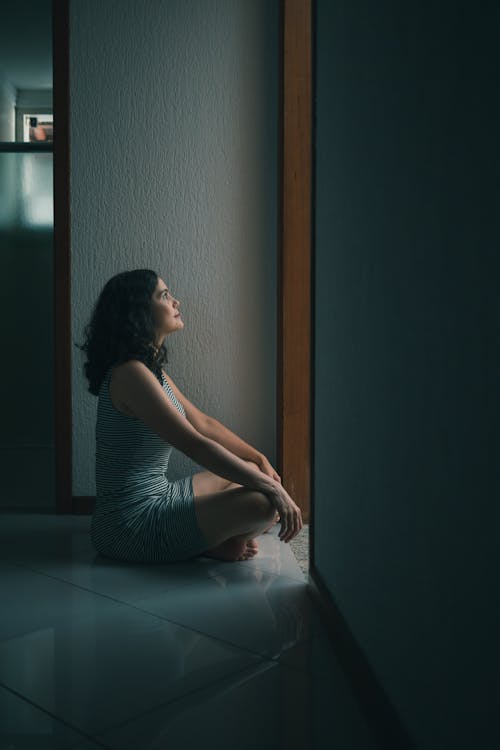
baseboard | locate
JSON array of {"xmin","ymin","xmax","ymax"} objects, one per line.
[
  {"xmin": 307, "ymin": 565, "xmax": 416, "ymax": 750},
  {"xmin": 72, "ymin": 496, "xmax": 95, "ymax": 514}
]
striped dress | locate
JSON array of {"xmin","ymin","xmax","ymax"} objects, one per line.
[{"xmin": 90, "ymin": 365, "xmax": 209, "ymax": 563}]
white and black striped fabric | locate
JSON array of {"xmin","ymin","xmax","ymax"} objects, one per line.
[{"xmin": 90, "ymin": 366, "xmax": 208, "ymax": 563}]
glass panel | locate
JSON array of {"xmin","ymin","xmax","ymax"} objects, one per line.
[
  {"xmin": 0, "ymin": 151, "xmax": 54, "ymax": 506},
  {"xmin": 0, "ymin": 151, "xmax": 53, "ymax": 227}
]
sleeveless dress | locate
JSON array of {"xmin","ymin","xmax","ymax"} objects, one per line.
[{"xmin": 90, "ymin": 365, "xmax": 209, "ymax": 563}]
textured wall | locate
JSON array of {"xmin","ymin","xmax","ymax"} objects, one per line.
[
  {"xmin": 70, "ymin": 0, "xmax": 278, "ymax": 494},
  {"xmin": 315, "ymin": 1, "xmax": 499, "ymax": 747}
]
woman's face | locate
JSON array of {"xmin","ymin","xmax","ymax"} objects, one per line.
[{"xmin": 151, "ymin": 277, "xmax": 183, "ymax": 343}]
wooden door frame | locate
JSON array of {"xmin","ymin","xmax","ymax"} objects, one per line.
[
  {"xmin": 278, "ymin": 0, "xmax": 312, "ymax": 524},
  {"xmin": 54, "ymin": 0, "xmax": 314, "ymax": 519},
  {"xmin": 53, "ymin": 0, "xmax": 72, "ymax": 513}
]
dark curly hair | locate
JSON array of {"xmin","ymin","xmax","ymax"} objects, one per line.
[{"xmin": 75, "ymin": 269, "xmax": 169, "ymax": 396}]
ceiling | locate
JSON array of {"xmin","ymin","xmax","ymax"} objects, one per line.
[{"xmin": 0, "ymin": 0, "xmax": 53, "ymax": 90}]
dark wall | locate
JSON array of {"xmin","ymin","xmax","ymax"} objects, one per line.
[{"xmin": 314, "ymin": 1, "xmax": 499, "ymax": 747}]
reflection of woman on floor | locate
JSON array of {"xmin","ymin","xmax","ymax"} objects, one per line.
[{"xmin": 78, "ymin": 269, "xmax": 302, "ymax": 564}]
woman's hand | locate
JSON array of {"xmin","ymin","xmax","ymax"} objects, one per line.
[
  {"xmin": 255, "ymin": 454, "xmax": 282, "ymax": 484},
  {"xmin": 264, "ymin": 481, "xmax": 303, "ymax": 543},
  {"xmin": 249, "ymin": 455, "xmax": 302, "ymax": 541}
]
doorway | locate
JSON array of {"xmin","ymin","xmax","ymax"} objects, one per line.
[{"xmin": 49, "ymin": 1, "xmax": 313, "ymax": 540}]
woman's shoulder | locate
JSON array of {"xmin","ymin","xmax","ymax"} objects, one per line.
[
  {"xmin": 110, "ymin": 359, "xmax": 159, "ymax": 380},
  {"xmin": 107, "ymin": 360, "xmax": 149, "ymax": 418},
  {"xmin": 112, "ymin": 358, "xmax": 144, "ymax": 372},
  {"xmin": 110, "ymin": 360, "xmax": 165, "ymax": 394}
]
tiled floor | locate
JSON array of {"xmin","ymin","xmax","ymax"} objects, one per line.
[{"xmin": 0, "ymin": 513, "xmax": 376, "ymax": 750}]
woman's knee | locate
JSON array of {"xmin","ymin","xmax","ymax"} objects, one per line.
[
  {"xmin": 193, "ymin": 486, "xmax": 275, "ymax": 547},
  {"xmin": 225, "ymin": 460, "xmax": 263, "ymax": 492},
  {"xmin": 246, "ymin": 490, "xmax": 275, "ymax": 521}
]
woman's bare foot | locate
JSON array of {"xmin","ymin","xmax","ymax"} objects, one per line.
[{"xmin": 203, "ymin": 536, "xmax": 259, "ymax": 562}]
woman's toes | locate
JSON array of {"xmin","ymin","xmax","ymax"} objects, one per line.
[{"xmin": 236, "ymin": 540, "xmax": 259, "ymax": 560}]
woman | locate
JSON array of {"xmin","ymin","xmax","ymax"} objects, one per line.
[{"xmin": 77, "ymin": 269, "xmax": 303, "ymax": 564}]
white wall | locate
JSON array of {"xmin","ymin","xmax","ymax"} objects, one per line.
[{"xmin": 70, "ymin": 0, "xmax": 278, "ymax": 495}]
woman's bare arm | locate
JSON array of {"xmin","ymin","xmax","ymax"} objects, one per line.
[{"xmin": 112, "ymin": 360, "xmax": 276, "ymax": 494}]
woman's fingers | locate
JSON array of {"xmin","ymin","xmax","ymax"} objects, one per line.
[
  {"xmin": 267, "ymin": 484, "xmax": 302, "ymax": 543},
  {"xmin": 279, "ymin": 506, "xmax": 302, "ymax": 542}
]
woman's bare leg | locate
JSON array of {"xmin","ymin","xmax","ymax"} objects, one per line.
[
  {"xmin": 203, "ymin": 482, "xmax": 279, "ymax": 560},
  {"xmin": 193, "ymin": 486, "xmax": 277, "ymax": 562},
  {"xmin": 192, "ymin": 471, "xmax": 279, "ymax": 560},
  {"xmin": 223, "ymin": 480, "xmax": 280, "ymax": 533}
]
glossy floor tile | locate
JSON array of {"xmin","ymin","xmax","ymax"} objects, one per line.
[
  {"xmin": 0, "ymin": 512, "xmax": 376, "ymax": 749},
  {"xmin": 0, "ymin": 684, "xmax": 93, "ymax": 750},
  {"xmin": 130, "ymin": 567, "xmax": 324, "ymax": 659}
]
